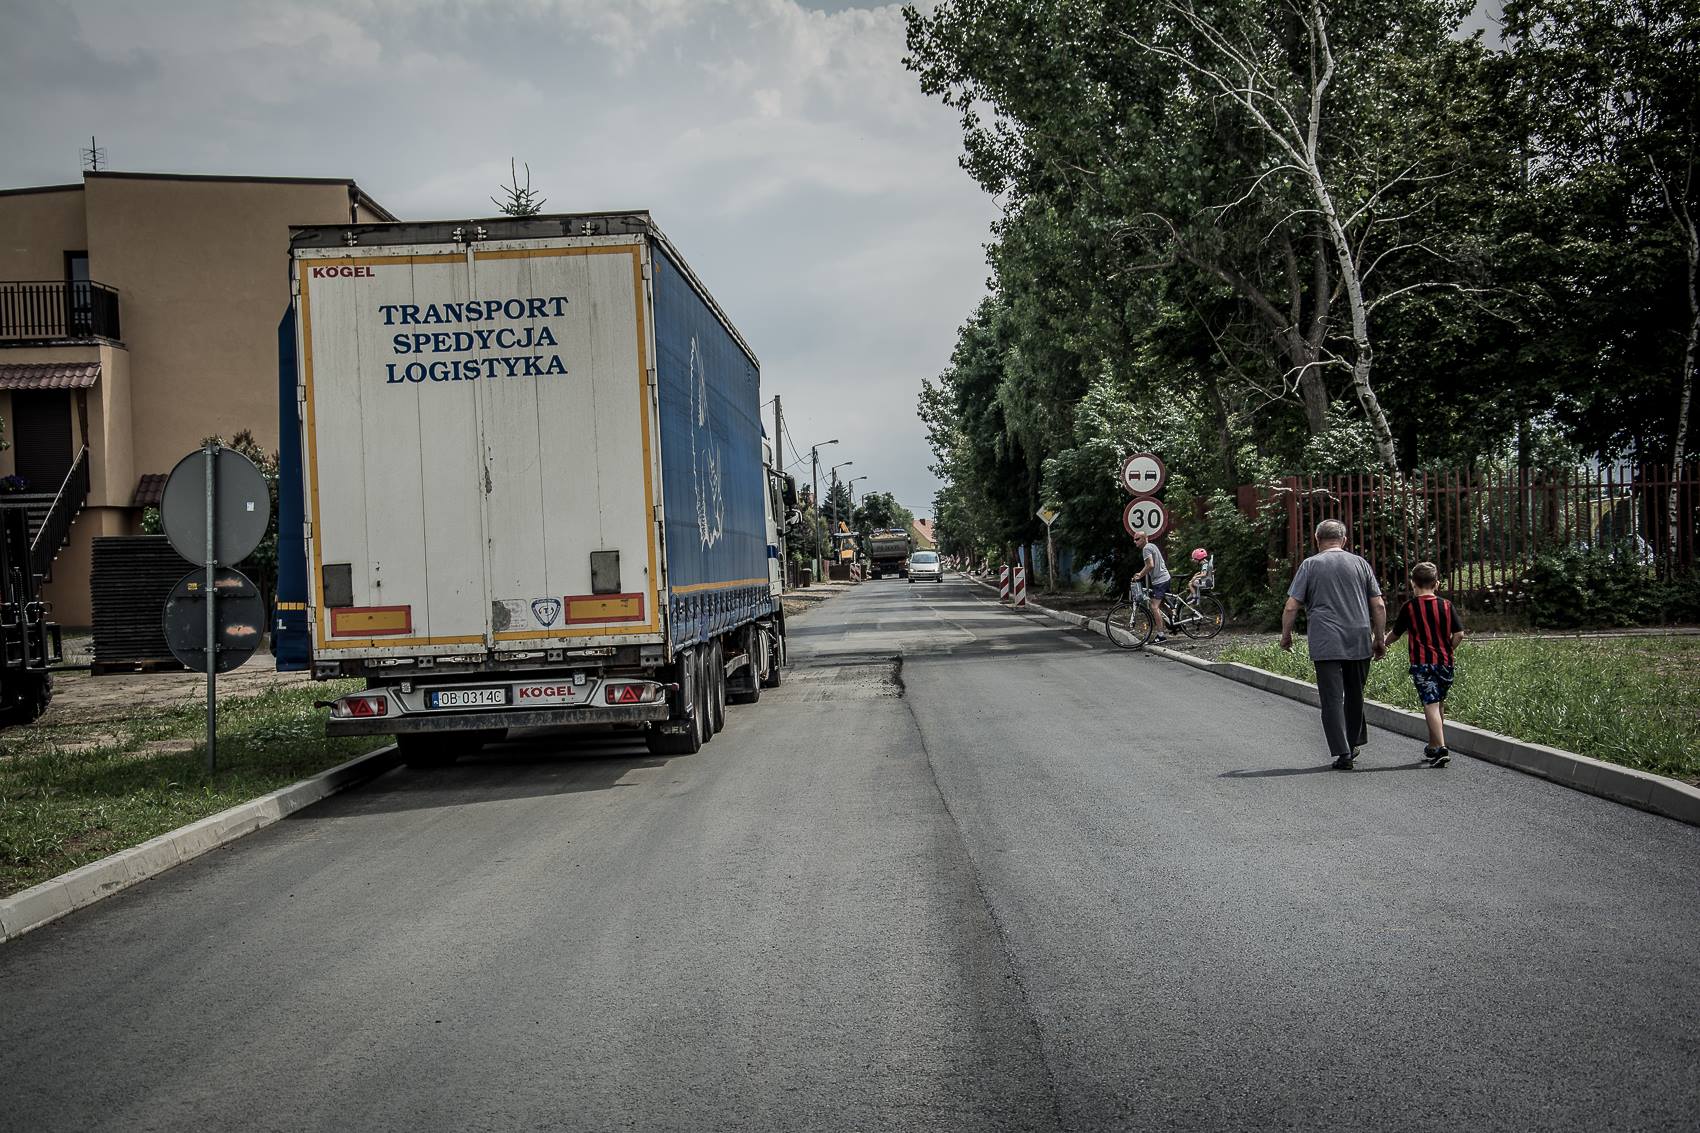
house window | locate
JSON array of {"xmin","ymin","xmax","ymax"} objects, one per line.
[{"xmin": 64, "ymin": 251, "xmax": 91, "ymax": 336}]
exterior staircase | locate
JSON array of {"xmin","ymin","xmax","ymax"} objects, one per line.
[{"xmin": 1, "ymin": 447, "xmax": 89, "ymax": 583}]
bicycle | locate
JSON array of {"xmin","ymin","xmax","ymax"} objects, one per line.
[{"xmin": 1104, "ymin": 576, "xmax": 1224, "ymax": 648}]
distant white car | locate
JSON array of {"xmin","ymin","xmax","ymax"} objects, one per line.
[{"xmin": 908, "ymin": 551, "xmax": 944, "ymax": 583}]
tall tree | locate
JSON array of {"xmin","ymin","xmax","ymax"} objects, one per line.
[
  {"xmin": 1504, "ymin": 0, "xmax": 1698, "ymax": 538},
  {"xmin": 907, "ymin": 0, "xmax": 1497, "ymax": 473}
]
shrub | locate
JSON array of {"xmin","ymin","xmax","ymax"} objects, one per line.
[
  {"xmin": 1523, "ymin": 541, "xmax": 1658, "ymax": 628},
  {"xmin": 1170, "ymin": 489, "xmax": 1289, "ymax": 628}
]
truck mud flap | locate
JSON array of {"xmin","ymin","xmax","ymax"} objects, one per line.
[{"xmin": 328, "ymin": 703, "xmax": 669, "ymax": 736}]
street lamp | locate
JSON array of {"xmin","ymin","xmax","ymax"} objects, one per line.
[
  {"xmin": 829, "ymin": 461, "xmax": 854, "ymax": 566},
  {"xmin": 808, "ymin": 439, "xmax": 839, "ymax": 576},
  {"xmin": 846, "ymin": 476, "xmax": 870, "ymax": 567}
]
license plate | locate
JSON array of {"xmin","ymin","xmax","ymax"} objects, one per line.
[{"xmin": 428, "ymin": 687, "xmax": 509, "ymax": 709}]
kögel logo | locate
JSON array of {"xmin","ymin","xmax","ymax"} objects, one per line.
[
  {"xmin": 310, "ymin": 265, "xmax": 375, "ymax": 279},
  {"xmin": 517, "ymin": 684, "xmax": 574, "ymax": 700}
]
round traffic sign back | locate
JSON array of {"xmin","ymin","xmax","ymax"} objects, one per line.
[
  {"xmin": 1120, "ymin": 452, "xmax": 1167, "ymax": 496},
  {"xmin": 162, "ymin": 568, "xmax": 266, "ymax": 673},
  {"xmin": 1122, "ymin": 497, "xmax": 1171, "ymax": 540},
  {"xmin": 160, "ymin": 447, "xmax": 271, "ymax": 565}
]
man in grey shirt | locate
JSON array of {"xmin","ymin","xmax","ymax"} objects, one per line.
[
  {"xmin": 1131, "ymin": 530, "xmax": 1172, "ymax": 642},
  {"xmin": 1281, "ymin": 519, "xmax": 1387, "ymax": 769}
]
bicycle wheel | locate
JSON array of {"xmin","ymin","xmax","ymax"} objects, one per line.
[
  {"xmin": 1179, "ymin": 594, "xmax": 1224, "ymax": 639},
  {"xmin": 1104, "ymin": 601, "xmax": 1153, "ymax": 649}
]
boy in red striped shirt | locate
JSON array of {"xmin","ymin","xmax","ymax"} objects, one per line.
[{"xmin": 1383, "ymin": 561, "xmax": 1465, "ymax": 766}]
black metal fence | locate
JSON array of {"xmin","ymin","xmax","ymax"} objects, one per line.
[
  {"xmin": 1257, "ymin": 463, "xmax": 1700, "ymax": 601},
  {"xmin": 0, "ymin": 280, "xmax": 121, "ymax": 340}
]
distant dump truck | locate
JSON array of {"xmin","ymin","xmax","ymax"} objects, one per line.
[
  {"xmin": 867, "ymin": 529, "xmax": 913, "ymax": 579},
  {"xmin": 274, "ymin": 211, "xmax": 793, "ymax": 764}
]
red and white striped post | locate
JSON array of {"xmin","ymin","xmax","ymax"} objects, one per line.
[
  {"xmin": 998, "ymin": 564, "xmax": 1011, "ymax": 602},
  {"xmin": 1013, "ymin": 564, "xmax": 1028, "ymax": 607}
]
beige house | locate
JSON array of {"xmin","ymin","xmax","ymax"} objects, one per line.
[{"xmin": 0, "ymin": 171, "xmax": 393, "ymax": 625}]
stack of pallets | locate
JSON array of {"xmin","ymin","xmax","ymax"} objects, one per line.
[{"xmin": 90, "ymin": 536, "xmax": 193, "ymax": 674}]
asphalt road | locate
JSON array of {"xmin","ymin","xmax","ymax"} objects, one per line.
[{"xmin": 3, "ymin": 577, "xmax": 1697, "ymax": 1131}]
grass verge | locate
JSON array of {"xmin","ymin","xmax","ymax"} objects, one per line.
[
  {"xmin": 1219, "ymin": 637, "xmax": 1700, "ymax": 784},
  {"xmin": 1, "ymin": 680, "xmax": 370, "ymax": 898}
]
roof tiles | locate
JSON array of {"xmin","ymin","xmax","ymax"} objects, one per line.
[{"xmin": 0, "ymin": 362, "xmax": 101, "ymax": 390}]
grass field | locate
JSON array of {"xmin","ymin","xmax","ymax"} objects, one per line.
[
  {"xmin": 0, "ymin": 680, "xmax": 370, "ymax": 898},
  {"xmin": 1220, "ymin": 636, "xmax": 1700, "ymax": 784}
]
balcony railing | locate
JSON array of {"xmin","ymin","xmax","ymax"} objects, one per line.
[{"xmin": 0, "ymin": 280, "xmax": 121, "ymax": 342}]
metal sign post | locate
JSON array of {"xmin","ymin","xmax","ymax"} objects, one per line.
[
  {"xmin": 1037, "ymin": 507, "xmax": 1060, "ymax": 593},
  {"xmin": 159, "ymin": 443, "xmax": 269, "ymax": 777},
  {"xmin": 204, "ymin": 440, "xmax": 218, "ymax": 772}
]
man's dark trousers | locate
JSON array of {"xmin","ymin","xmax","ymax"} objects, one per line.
[{"xmin": 1314, "ymin": 658, "xmax": 1370, "ymax": 758}]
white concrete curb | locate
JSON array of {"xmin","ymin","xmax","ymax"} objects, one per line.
[
  {"xmin": 964, "ymin": 574, "xmax": 1700, "ymax": 827},
  {"xmin": 0, "ymin": 743, "xmax": 399, "ymax": 944}
]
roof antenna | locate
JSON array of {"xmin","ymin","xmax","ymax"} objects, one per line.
[{"xmin": 81, "ymin": 135, "xmax": 106, "ymax": 171}]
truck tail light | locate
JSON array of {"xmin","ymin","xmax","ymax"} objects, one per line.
[
  {"xmin": 604, "ymin": 682, "xmax": 660, "ymax": 705},
  {"xmin": 330, "ymin": 693, "xmax": 389, "ymax": 718}
]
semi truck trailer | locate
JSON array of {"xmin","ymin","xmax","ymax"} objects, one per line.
[{"xmin": 274, "ymin": 212, "xmax": 793, "ymax": 763}]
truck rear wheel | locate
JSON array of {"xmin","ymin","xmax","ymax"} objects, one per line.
[
  {"xmin": 693, "ymin": 646, "xmax": 714, "ymax": 746},
  {"xmin": 708, "ymin": 640, "xmax": 728, "ymax": 734},
  {"xmin": 646, "ymin": 645, "xmax": 706, "ymax": 756},
  {"xmin": 760, "ymin": 623, "xmax": 785, "ymax": 689},
  {"xmin": 729, "ymin": 626, "xmax": 764, "ymax": 705}
]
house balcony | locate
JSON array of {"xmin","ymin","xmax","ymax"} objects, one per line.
[{"xmin": 0, "ymin": 280, "xmax": 122, "ymax": 344}]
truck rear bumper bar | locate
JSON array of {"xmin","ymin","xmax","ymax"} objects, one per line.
[{"xmin": 327, "ymin": 703, "xmax": 670, "ymax": 736}]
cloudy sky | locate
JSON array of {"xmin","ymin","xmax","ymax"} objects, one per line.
[
  {"xmin": 1, "ymin": 0, "xmax": 998, "ymax": 517},
  {"xmin": 2, "ymin": 0, "xmax": 1504, "ymax": 516}
]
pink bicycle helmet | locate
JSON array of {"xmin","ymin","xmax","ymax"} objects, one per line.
[{"xmin": 1191, "ymin": 547, "xmax": 1210, "ymax": 563}]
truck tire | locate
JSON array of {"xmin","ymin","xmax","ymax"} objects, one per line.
[
  {"xmin": 694, "ymin": 646, "xmax": 714, "ymax": 746},
  {"xmin": 760, "ymin": 623, "xmax": 785, "ymax": 689},
  {"xmin": 646, "ymin": 646, "xmax": 705, "ymax": 756},
  {"xmin": 730, "ymin": 625, "xmax": 763, "ymax": 705},
  {"xmin": 708, "ymin": 640, "xmax": 728, "ymax": 734}
]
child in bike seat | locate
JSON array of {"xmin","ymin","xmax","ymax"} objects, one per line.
[{"xmin": 1185, "ymin": 548, "xmax": 1214, "ymax": 601}]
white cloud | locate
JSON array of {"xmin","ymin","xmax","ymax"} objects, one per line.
[{"xmin": 0, "ymin": 0, "xmax": 997, "ymax": 515}]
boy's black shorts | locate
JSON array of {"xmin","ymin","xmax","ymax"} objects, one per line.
[{"xmin": 1409, "ymin": 663, "xmax": 1455, "ymax": 706}]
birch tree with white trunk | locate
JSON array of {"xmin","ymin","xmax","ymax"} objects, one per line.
[{"xmin": 1125, "ymin": 0, "xmax": 1484, "ymax": 474}]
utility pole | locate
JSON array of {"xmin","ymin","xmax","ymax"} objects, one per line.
[
  {"xmin": 808, "ymin": 438, "xmax": 839, "ymax": 581},
  {"xmin": 772, "ymin": 394, "xmax": 787, "ymax": 586}
]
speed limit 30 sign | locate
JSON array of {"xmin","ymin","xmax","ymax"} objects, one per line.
[{"xmin": 1122, "ymin": 496, "xmax": 1170, "ymax": 539}]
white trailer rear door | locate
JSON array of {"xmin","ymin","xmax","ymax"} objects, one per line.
[{"xmin": 296, "ymin": 237, "xmax": 663, "ymax": 658}]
